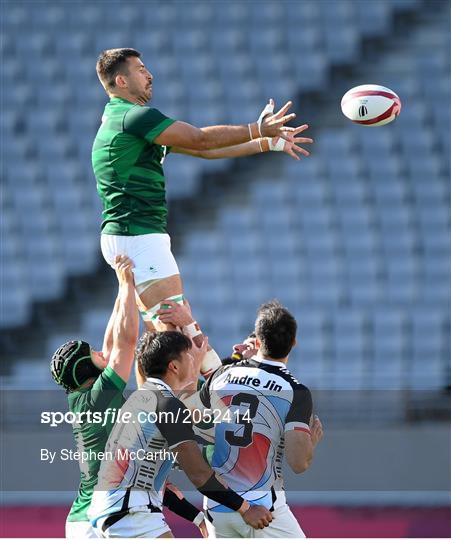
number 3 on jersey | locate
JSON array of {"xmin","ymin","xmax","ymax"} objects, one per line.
[{"xmin": 224, "ymin": 393, "xmax": 259, "ymax": 448}]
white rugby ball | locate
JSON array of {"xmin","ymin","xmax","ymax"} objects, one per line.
[{"xmin": 341, "ymin": 84, "xmax": 402, "ymax": 126}]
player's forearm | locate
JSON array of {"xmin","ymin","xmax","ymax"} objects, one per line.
[
  {"xmin": 174, "ymin": 138, "xmax": 273, "ymax": 159},
  {"xmin": 113, "ymin": 282, "xmax": 139, "ymax": 348},
  {"xmin": 198, "ymin": 139, "xmax": 265, "ymax": 159},
  {"xmin": 102, "ymin": 293, "xmax": 120, "ymax": 357},
  {"xmin": 196, "ymin": 124, "xmax": 258, "ymax": 150}
]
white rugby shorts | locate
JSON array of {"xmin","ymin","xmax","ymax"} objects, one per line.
[
  {"xmin": 95, "ymin": 510, "xmax": 171, "ymax": 538},
  {"xmin": 206, "ymin": 503, "xmax": 305, "ymax": 538},
  {"xmin": 100, "ymin": 233, "xmax": 180, "ymax": 286},
  {"xmin": 65, "ymin": 520, "xmax": 99, "ymax": 538}
]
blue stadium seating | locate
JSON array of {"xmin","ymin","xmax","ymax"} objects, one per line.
[{"xmin": 1, "ymin": 0, "xmax": 450, "ymax": 401}]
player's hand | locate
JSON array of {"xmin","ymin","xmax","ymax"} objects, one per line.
[
  {"xmin": 114, "ymin": 255, "xmax": 135, "ymax": 285},
  {"xmin": 259, "ymin": 99, "xmax": 296, "ymax": 140},
  {"xmin": 191, "ymin": 335, "xmax": 209, "ymax": 372},
  {"xmin": 198, "ymin": 519, "xmax": 208, "ymax": 538},
  {"xmin": 271, "ymin": 124, "xmax": 313, "ymax": 160},
  {"xmin": 183, "ymin": 298, "xmax": 194, "ymax": 318},
  {"xmin": 240, "ymin": 503, "xmax": 273, "ymax": 529},
  {"xmin": 157, "ymin": 300, "xmax": 194, "ymax": 327},
  {"xmin": 310, "ymin": 415, "xmax": 324, "ymax": 447},
  {"xmin": 232, "ymin": 337, "xmax": 258, "ymax": 360}
]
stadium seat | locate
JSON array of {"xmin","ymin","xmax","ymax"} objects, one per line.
[{"xmin": 3, "ymin": 0, "xmax": 450, "ymax": 415}]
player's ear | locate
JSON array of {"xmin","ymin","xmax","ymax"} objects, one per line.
[
  {"xmin": 168, "ymin": 360, "xmax": 178, "ymax": 375},
  {"xmin": 255, "ymin": 337, "xmax": 261, "ymax": 349},
  {"xmin": 115, "ymin": 73, "xmax": 128, "ymax": 88}
]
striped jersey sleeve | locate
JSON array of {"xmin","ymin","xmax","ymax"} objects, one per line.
[{"xmin": 284, "ymin": 384, "xmax": 312, "ymax": 434}]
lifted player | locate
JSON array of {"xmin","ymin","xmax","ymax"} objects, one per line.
[{"xmin": 93, "ymin": 48, "xmax": 313, "ymax": 365}]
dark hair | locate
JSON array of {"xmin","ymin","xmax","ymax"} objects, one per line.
[
  {"xmin": 254, "ymin": 300, "xmax": 297, "ymax": 359},
  {"xmin": 50, "ymin": 340, "xmax": 102, "ymax": 392},
  {"xmin": 136, "ymin": 331, "xmax": 192, "ymax": 378},
  {"xmin": 96, "ymin": 48, "xmax": 141, "ymax": 90}
]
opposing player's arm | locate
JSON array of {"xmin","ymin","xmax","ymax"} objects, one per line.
[
  {"xmin": 175, "ymin": 440, "xmax": 272, "ymax": 529},
  {"xmin": 154, "ymin": 100, "xmax": 296, "ymax": 150},
  {"xmin": 163, "ymin": 483, "xmax": 205, "ymax": 528},
  {"xmin": 285, "ymin": 430, "xmax": 314, "ymax": 474},
  {"xmin": 107, "ymin": 256, "xmax": 139, "ymax": 382},
  {"xmin": 284, "ymin": 384, "xmax": 318, "ymax": 474},
  {"xmin": 157, "ymin": 395, "xmax": 272, "ymax": 528}
]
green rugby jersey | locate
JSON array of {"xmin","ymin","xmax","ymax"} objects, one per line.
[
  {"xmin": 92, "ymin": 97, "xmax": 175, "ymax": 235},
  {"xmin": 66, "ymin": 366, "xmax": 126, "ymax": 522}
]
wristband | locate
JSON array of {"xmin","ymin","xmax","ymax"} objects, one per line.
[
  {"xmin": 184, "ymin": 321, "xmax": 202, "ymax": 339},
  {"xmin": 198, "ymin": 472, "xmax": 244, "ymax": 511},
  {"xmin": 163, "ymin": 489, "xmax": 200, "ymax": 522}
]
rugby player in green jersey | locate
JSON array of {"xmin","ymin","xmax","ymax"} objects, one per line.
[
  {"xmin": 50, "ymin": 255, "xmax": 138, "ymax": 538},
  {"xmin": 93, "ymin": 48, "xmax": 313, "ymax": 378}
]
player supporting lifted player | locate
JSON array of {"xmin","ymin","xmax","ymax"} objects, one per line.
[
  {"xmin": 89, "ymin": 331, "xmax": 273, "ymax": 538},
  {"xmin": 50, "ymin": 256, "xmax": 138, "ymax": 538},
  {"xmin": 93, "ymin": 47, "xmax": 313, "ymax": 376},
  {"xmin": 50, "ymin": 259, "xmax": 208, "ymax": 539},
  {"xmin": 158, "ymin": 299, "xmax": 324, "ymax": 538}
]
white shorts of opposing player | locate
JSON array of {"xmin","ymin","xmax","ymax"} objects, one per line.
[
  {"xmin": 94, "ymin": 510, "xmax": 171, "ymax": 538},
  {"xmin": 205, "ymin": 499, "xmax": 306, "ymax": 538},
  {"xmin": 101, "ymin": 233, "xmax": 180, "ymax": 286},
  {"xmin": 65, "ymin": 520, "xmax": 99, "ymax": 538}
]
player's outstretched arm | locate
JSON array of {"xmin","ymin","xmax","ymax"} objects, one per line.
[
  {"xmin": 154, "ymin": 100, "xmax": 296, "ymax": 150},
  {"xmin": 107, "ymin": 256, "xmax": 139, "ymax": 382},
  {"xmin": 172, "ymin": 125, "xmax": 313, "ymax": 160},
  {"xmin": 175, "ymin": 441, "xmax": 272, "ymax": 529},
  {"xmin": 101, "ymin": 292, "xmax": 120, "ymax": 361}
]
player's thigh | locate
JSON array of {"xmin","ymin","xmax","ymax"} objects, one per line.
[
  {"xmin": 254, "ymin": 504, "xmax": 305, "ymax": 538},
  {"xmin": 100, "ymin": 233, "xmax": 180, "ymax": 288},
  {"xmin": 206, "ymin": 511, "xmax": 252, "ymax": 538},
  {"xmin": 65, "ymin": 520, "xmax": 99, "ymax": 538},
  {"xmin": 100, "ymin": 511, "xmax": 172, "ymax": 538},
  {"xmin": 139, "ymin": 274, "xmax": 183, "ymax": 311}
]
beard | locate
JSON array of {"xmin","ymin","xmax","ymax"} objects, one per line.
[{"xmin": 130, "ymin": 83, "xmax": 151, "ymax": 105}]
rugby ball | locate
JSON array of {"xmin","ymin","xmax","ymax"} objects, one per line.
[{"xmin": 341, "ymin": 84, "xmax": 402, "ymax": 126}]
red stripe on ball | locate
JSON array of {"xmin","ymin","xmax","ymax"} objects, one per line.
[
  {"xmin": 353, "ymin": 102, "xmax": 398, "ymax": 125},
  {"xmin": 341, "ymin": 90, "xmax": 398, "ymax": 107}
]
